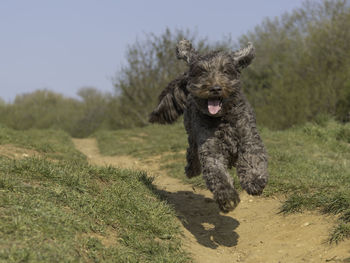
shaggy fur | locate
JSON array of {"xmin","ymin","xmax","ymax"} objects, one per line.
[{"xmin": 149, "ymin": 40, "xmax": 268, "ymax": 213}]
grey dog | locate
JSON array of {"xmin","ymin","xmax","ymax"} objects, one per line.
[{"xmin": 149, "ymin": 40, "xmax": 268, "ymax": 213}]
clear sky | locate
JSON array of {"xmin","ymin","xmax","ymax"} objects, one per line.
[{"xmin": 0, "ymin": 0, "xmax": 309, "ymax": 102}]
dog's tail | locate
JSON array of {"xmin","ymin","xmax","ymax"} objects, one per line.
[{"xmin": 149, "ymin": 73, "xmax": 188, "ymax": 124}]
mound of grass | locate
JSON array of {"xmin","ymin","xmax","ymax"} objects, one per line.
[
  {"xmin": 0, "ymin": 126, "xmax": 86, "ymax": 162},
  {"xmin": 95, "ymin": 121, "xmax": 207, "ymax": 187},
  {"xmin": 95, "ymin": 119, "xmax": 350, "ymax": 242},
  {"xmin": 0, "ymin": 157, "xmax": 190, "ymax": 262},
  {"xmin": 0, "ymin": 127, "xmax": 190, "ymax": 262},
  {"xmin": 96, "ymin": 120, "xmax": 188, "ymax": 158},
  {"xmin": 269, "ymin": 120, "xmax": 350, "ymax": 243}
]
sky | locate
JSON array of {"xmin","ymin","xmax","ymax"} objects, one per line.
[{"xmin": 0, "ymin": 0, "xmax": 309, "ymax": 102}]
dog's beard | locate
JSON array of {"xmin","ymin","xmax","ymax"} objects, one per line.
[{"xmin": 208, "ymin": 99, "xmax": 222, "ymax": 115}]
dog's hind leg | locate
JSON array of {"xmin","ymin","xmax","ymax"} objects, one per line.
[
  {"xmin": 199, "ymin": 150, "xmax": 240, "ymax": 213},
  {"xmin": 185, "ymin": 135, "xmax": 201, "ymax": 178}
]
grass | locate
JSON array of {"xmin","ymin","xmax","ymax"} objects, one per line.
[
  {"xmin": 0, "ymin": 127, "xmax": 191, "ymax": 262},
  {"xmin": 95, "ymin": 120, "xmax": 206, "ymax": 187},
  {"xmin": 95, "ymin": 119, "xmax": 350, "ymax": 243},
  {"xmin": 95, "ymin": 120, "xmax": 188, "ymax": 158},
  {"xmin": 0, "ymin": 126, "xmax": 86, "ymax": 162}
]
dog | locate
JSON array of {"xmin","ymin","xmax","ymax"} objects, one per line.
[{"xmin": 149, "ymin": 39, "xmax": 268, "ymax": 213}]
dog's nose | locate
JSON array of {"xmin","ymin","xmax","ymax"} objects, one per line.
[{"xmin": 210, "ymin": 86, "xmax": 222, "ymax": 93}]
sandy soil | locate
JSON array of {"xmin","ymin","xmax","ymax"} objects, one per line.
[{"xmin": 73, "ymin": 138, "xmax": 350, "ymax": 263}]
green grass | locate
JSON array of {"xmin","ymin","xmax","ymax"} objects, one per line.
[
  {"xmin": 0, "ymin": 158, "xmax": 189, "ymax": 262},
  {"xmin": 95, "ymin": 121, "xmax": 207, "ymax": 187},
  {"xmin": 0, "ymin": 126, "xmax": 86, "ymax": 162},
  {"xmin": 95, "ymin": 119, "xmax": 350, "ymax": 243},
  {"xmin": 95, "ymin": 120, "xmax": 188, "ymax": 158},
  {"xmin": 0, "ymin": 127, "xmax": 191, "ymax": 262}
]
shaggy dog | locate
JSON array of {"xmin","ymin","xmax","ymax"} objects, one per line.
[{"xmin": 149, "ymin": 40, "xmax": 268, "ymax": 213}]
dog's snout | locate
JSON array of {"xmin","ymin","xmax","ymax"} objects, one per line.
[{"xmin": 210, "ymin": 86, "xmax": 222, "ymax": 93}]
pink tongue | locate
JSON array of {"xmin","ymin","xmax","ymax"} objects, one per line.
[{"xmin": 208, "ymin": 100, "xmax": 221, "ymax": 115}]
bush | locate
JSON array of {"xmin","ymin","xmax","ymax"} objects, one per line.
[
  {"xmin": 0, "ymin": 88, "xmax": 110, "ymax": 137},
  {"xmin": 109, "ymin": 28, "xmax": 233, "ymax": 128},
  {"xmin": 240, "ymin": 0, "xmax": 350, "ymax": 129}
]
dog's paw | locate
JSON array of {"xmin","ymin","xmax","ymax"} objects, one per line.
[
  {"xmin": 215, "ymin": 188, "xmax": 240, "ymax": 213},
  {"xmin": 242, "ymin": 177, "xmax": 267, "ymax": 196}
]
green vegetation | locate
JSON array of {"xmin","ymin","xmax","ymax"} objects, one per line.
[
  {"xmin": 95, "ymin": 119, "xmax": 350, "ymax": 242},
  {"xmin": 0, "ymin": 125, "xmax": 86, "ymax": 162},
  {"xmin": 240, "ymin": 0, "xmax": 350, "ymax": 128},
  {"xmin": 0, "ymin": 128, "xmax": 190, "ymax": 262},
  {"xmin": 1, "ymin": 0, "xmax": 350, "ymax": 258},
  {"xmin": 95, "ymin": 121, "xmax": 205, "ymax": 188},
  {"xmin": 1, "ymin": 1, "xmax": 350, "ymax": 133},
  {"xmin": 96, "ymin": 120, "xmax": 187, "ymax": 158},
  {"xmin": 0, "ymin": 88, "xmax": 110, "ymax": 138},
  {"xmin": 109, "ymin": 29, "xmax": 233, "ymax": 129},
  {"xmin": 109, "ymin": 0, "xmax": 350, "ymax": 130}
]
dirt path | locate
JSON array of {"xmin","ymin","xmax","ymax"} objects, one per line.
[{"xmin": 73, "ymin": 138, "xmax": 350, "ymax": 263}]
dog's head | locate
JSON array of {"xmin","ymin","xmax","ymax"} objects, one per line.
[{"xmin": 177, "ymin": 39, "xmax": 255, "ymax": 117}]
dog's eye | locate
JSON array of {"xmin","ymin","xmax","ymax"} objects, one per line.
[
  {"xmin": 222, "ymin": 68, "xmax": 233, "ymax": 75},
  {"xmin": 221, "ymin": 65, "xmax": 236, "ymax": 76},
  {"xmin": 190, "ymin": 65, "xmax": 207, "ymax": 76}
]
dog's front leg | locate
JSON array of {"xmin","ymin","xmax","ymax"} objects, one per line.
[
  {"xmin": 235, "ymin": 111, "xmax": 269, "ymax": 195},
  {"xmin": 236, "ymin": 147, "xmax": 268, "ymax": 195},
  {"xmin": 198, "ymin": 146, "xmax": 240, "ymax": 213}
]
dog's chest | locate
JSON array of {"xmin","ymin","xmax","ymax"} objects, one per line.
[
  {"xmin": 194, "ymin": 115, "xmax": 238, "ymax": 149},
  {"xmin": 213, "ymin": 122, "xmax": 238, "ymax": 149}
]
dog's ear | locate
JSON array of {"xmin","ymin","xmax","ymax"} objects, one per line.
[
  {"xmin": 176, "ymin": 39, "xmax": 198, "ymax": 64},
  {"xmin": 232, "ymin": 42, "xmax": 255, "ymax": 69},
  {"xmin": 149, "ymin": 74, "xmax": 188, "ymax": 124}
]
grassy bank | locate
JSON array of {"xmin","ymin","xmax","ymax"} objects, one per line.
[
  {"xmin": 0, "ymin": 128, "xmax": 190, "ymax": 262},
  {"xmin": 95, "ymin": 119, "xmax": 350, "ymax": 243},
  {"xmin": 0, "ymin": 125, "xmax": 86, "ymax": 162}
]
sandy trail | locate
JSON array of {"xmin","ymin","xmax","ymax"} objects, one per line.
[{"xmin": 73, "ymin": 138, "xmax": 350, "ymax": 263}]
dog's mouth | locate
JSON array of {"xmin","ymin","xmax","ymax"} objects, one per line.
[{"xmin": 208, "ymin": 99, "xmax": 222, "ymax": 115}]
